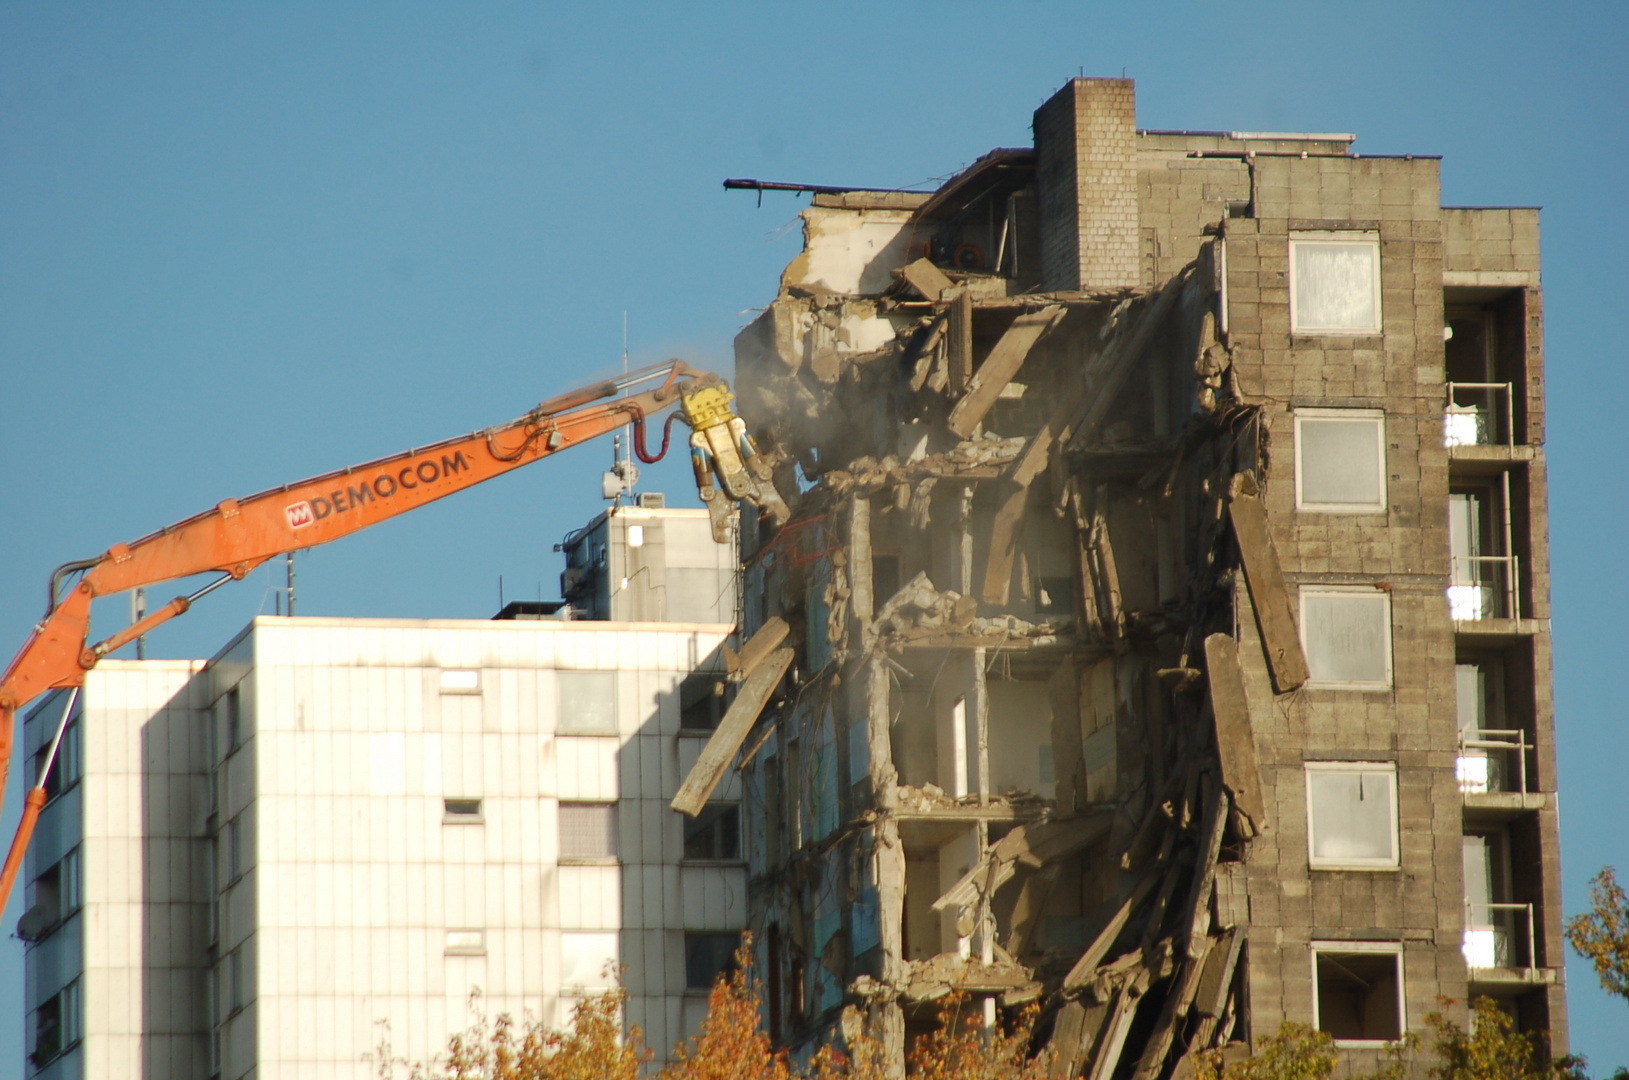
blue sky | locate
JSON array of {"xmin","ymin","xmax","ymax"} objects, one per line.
[{"xmin": 2, "ymin": 0, "xmax": 1625, "ymax": 1069}]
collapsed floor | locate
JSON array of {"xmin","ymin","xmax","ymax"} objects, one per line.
[{"xmin": 671, "ymin": 218, "xmax": 1318, "ymax": 1078}]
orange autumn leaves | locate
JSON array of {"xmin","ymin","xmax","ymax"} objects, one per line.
[{"xmin": 380, "ymin": 935, "xmax": 1050, "ymax": 1080}]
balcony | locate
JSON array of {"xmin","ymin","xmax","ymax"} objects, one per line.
[
  {"xmin": 1457, "ymin": 729, "xmax": 1530, "ymax": 794},
  {"xmin": 1449, "ymin": 555, "xmax": 1519, "ymax": 622},
  {"xmin": 1463, "ymin": 901, "xmax": 1555, "ymax": 990},
  {"xmin": 1444, "ymin": 382, "xmax": 1514, "ymax": 448}
]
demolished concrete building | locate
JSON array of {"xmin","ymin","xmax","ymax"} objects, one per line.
[{"xmin": 674, "ymin": 77, "xmax": 1563, "ymax": 1077}]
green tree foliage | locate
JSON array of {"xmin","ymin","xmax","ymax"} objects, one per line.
[
  {"xmin": 1424, "ymin": 997, "xmax": 1586, "ymax": 1080},
  {"xmin": 1193, "ymin": 1023, "xmax": 1340, "ymax": 1080},
  {"xmin": 1567, "ymin": 867, "xmax": 1629, "ymax": 1004}
]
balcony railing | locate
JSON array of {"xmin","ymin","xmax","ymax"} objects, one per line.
[
  {"xmin": 1463, "ymin": 901, "xmax": 1537, "ymax": 972},
  {"xmin": 1449, "ymin": 554, "xmax": 1519, "ymax": 621},
  {"xmin": 1456, "ymin": 728, "xmax": 1531, "ymax": 794},
  {"xmin": 1444, "ymin": 382, "xmax": 1514, "ymax": 447}
]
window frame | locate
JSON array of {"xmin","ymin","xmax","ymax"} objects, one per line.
[
  {"xmin": 439, "ymin": 669, "xmax": 482, "ymax": 695},
  {"xmin": 555, "ymin": 670, "xmax": 620, "ymax": 736},
  {"xmin": 557, "ymin": 801, "xmax": 619, "ymax": 864},
  {"xmin": 682, "ymin": 802, "xmax": 743, "ymax": 865},
  {"xmin": 684, "ymin": 931, "xmax": 743, "ymax": 992},
  {"xmin": 1288, "ymin": 231, "xmax": 1383, "ymax": 337},
  {"xmin": 443, "ymin": 798, "xmax": 484, "ymax": 824},
  {"xmin": 559, "ymin": 930, "xmax": 621, "ymax": 992},
  {"xmin": 1304, "ymin": 762, "xmax": 1401, "ymax": 871},
  {"xmin": 1298, "ymin": 586, "xmax": 1394, "ymax": 690},
  {"xmin": 1293, "ymin": 408, "xmax": 1388, "ymax": 514},
  {"xmin": 30, "ymin": 977, "xmax": 82, "ymax": 1067},
  {"xmin": 444, "ymin": 928, "xmax": 487, "ymax": 956},
  {"xmin": 1309, "ymin": 940, "xmax": 1406, "ymax": 1047},
  {"xmin": 679, "ymin": 671, "xmax": 728, "ymax": 733},
  {"xmin": 38, "ymin": 707, "xmax": 82, "ymax": 805}
]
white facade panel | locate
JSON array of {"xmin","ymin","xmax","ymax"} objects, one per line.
[{"xmin": 24, "ymin": 617, "xmax": 738, "ymax": 1077}]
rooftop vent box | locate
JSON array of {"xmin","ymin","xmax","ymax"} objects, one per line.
[{"xmin": 636, "ymin": 492, "xmax": 666, "ymax": 509}]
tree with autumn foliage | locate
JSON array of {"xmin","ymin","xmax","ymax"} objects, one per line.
[
  {"xmin": 891, "ymin": 992, "xmax": 1051, "ymax": 1080},
  {"xmin": 1567, "ymin": 867, "xmax": 1629, "ymax": 1007},
  {"xmin": 1424, "ymin": 997, "xmax": 1587, "ymax": 1080},
  {"xmin": 1196, "ymin": 998, "xmax": 1599, "ymax": 1080},
  {"xmin": 658, "ymin": 936, "xmax": 790, "ymax": 1080},
  {"xmin": 659, "ymin": 939, "xmax": 1051, "ymax": 1080},
  {"xmin": 372, "ymin": 984, "xmax": 650, "ymax": 1080},
  {"xmin": 1192, "ymin": 1023, "xmax": 1342, "ymax": 1080}
]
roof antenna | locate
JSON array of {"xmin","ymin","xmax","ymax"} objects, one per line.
[{"xmin": 604, "ymin": 312, "xmax": 640, "ymax": 504}]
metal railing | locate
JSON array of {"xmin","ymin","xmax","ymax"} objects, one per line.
[
  {"xmin": 1463, "ymin": 901, "xmax": 1537, "ymax": 972},
  {"xmin": 1456, "ymin": 728, "xmax": 1530, "ymax": 794},
  {"xmin": 1444, "ymin": 381, "xmax": 1515, "ymax": 447},
  {"xmin": 1449, "ymin": 554, "xmax": 1520, "ymax": 621}
]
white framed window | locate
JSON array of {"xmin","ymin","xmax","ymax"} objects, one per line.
[
  {"xmin": 445, "ymin": 928, "xmax": 486, "ymax": 956},
  {"xmin": 560, "ymin": 931, "xmax": 620, "ymax": 990},
  {"xmin": 1289, "ymin": 232, "xmax": 1382, "ymax": 335},
  {"xmin": 1310, "ymin": 941, "xmax": 1404, "ymax": 1045},
  {"xmin": 1300, "ymin": 587, "xmax": 1393, "ymax": 689},
  {"xmin": 558, "ymin": 802, "xmax": 618, "ymax": 861},
  {"xmin": 443, "ymin": 798, "xmax": 484, "ymax": 824},
  {"xmin": 1294, "ymin": 409, "xmax": 1387, "ymax": 513},
  {"xmin": 1305, "ymin": 763, "xmax": 1399, "ymax": 869},
  {"xmin": 439, "ymin": 669, "xmax": 481, "ymax": 694},
  {"xmin": 557, "ymin": 671, "xmax": 617, "ymax": 734}
]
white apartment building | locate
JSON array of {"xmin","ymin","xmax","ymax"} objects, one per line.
[{"xmin": 22, "ymin": 612, "xmax": 749, "ymax": 1078}]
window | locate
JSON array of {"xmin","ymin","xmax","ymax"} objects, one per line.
[
  {"xmin": 1448, "ymin": 485, "xmax": 1514, "ymax": 621},
  {"xmin": 439, "ymin": 669, "xmax": 481, "ymax": 694},
  {"xmin": 207, "ymin": 967, "xmax": 221, "ymax": 1073},
  {"xmin": 1462, "ymin": 830, "xmax": 1519, "ymax": 969},
  {"xmin": 226, "ymin": 947, "xmax": 249, "ymax": 1014},
  {"xmin": 445, "ymin": 928, "xmax": 486, "ymax": 955},
  {"xmin": 29, "ymin": 978, "xmax": 81, "ymax": 1067},
  {"xmin": 1312, "ymin": 943, "xmax": 1403, "ymax": 1044},
  {"xmin": 205, "ymin": 840, "xmax": 218, "ymax": 944},
  {"xmin": 1289, "ymin": 232, "xmax": 1382, "ymax": 335},
  {"xmin": 763, "ymin": 756, "xmax": 782, "ymax": 863},
  {"xmin": 17, "ymin": 848, "xmax": 81, "ymax": 942},
  {"xmin": 680, "ymin": 672, "xmax": 726, "ymax": 731},
  {"xmin": 1294, "ymin": 409, "xmax": 1386, "ymax": 513},
  {"xmin": 557, "ymin": 671, "xmax": 617, "ymax": 734},
  {"xmin": 560, "ymin": 931, "xmax": 619, "ymax": 990},
  {"xmin": 1456, "ymin": 660, "xmax": 1520, "ymax": 793},
  {"xmin": 1300, "ymin": 588, "xmax": 1392, "ymax": 689},
  {"xmin": 220, "ymin": 685, "xmax": 243, "ymax": 756},
  {"xmin": 683, "ymin": 804, "xmax": 741, "ymax": 862},
  {"xmin": 444, "ymin": 798, "xmax": 484, "ymax": 823},
  {"xmin": 1306, "ymin": 763, "xmax": 1399, "ymax": 869},
  {"xmin": 685, "ymin": 932, "xmax": 741, "ymax": 990},
  {"xmin": 39, "ymin": 714, "xmax": 80, "ymax": 803},
  {"xmin": 227, "ymin": 816, "xmax": 246, "ymax": 883},
  {"xmin": 559, "ymin": 802, "xmax": 617, "ymax": 861}
]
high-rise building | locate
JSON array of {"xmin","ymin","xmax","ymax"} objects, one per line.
[
  {"xmin": 712, "ymin": 75, "xmax": 1562, "ymax": 1076},
  {"xmin": 21, "ymin": 501, "xmax": 747, "ymax": 1077}
]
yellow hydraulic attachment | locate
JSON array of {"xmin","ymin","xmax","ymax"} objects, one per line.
[{"xmin": 682, "ymin": 377, "xmax": 790, "ymax": 541}]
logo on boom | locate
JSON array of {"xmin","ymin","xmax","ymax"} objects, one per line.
[{"xmin": 286, "ymin": 501, "xmax": 315, "ymax": 529}]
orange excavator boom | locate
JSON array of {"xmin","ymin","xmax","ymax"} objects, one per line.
[{"xmin": 0, "ymin": 360, "xmax": 787, "ymax": 911}]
